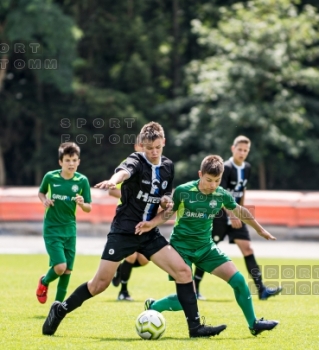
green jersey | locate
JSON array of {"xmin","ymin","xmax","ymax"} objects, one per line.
[
  {"xmin": 39, "ymin": 170, "xmax": 91, "ymax": 237},
  {"xmin": 170, "ymin": 180, "xmax": 236, "ymax": 249}
]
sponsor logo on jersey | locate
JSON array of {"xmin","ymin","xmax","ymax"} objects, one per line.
[
  {"xmin": 136, "ymin": 190, "xmax": 161, "ymax": 204},
  {"xmin": 142, "ymin": 180, "xmax": 151, "ymax": 184},
  {"xmin": 53, "ymin": 184, "xmax": 61, "ymax": 187},
  {"xmin": 162, "ymin": 181, "xmax": 168, "ymax": 189},
  {"xmin": 52, "ymin": 194, "xmax": 77, "ymax": 201},
  {"xmin": 183, "ymin": 210, "xmax": 215, "ymax": 219},
  {"xmin": 72, "ymin": 185, "xmax": 79, "ymax": 192}
]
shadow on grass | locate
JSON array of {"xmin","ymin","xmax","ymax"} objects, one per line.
[
  {"xmin": 33, "ymin": 315, "xmax": 46, "ymax": 320},
  {"xmin": 102, "ymin": 298, "xmax": 234, "ymax": 303},
  {"xmin": 95, "ymin": 336, "xmax": 230, "ymax": 342},
  {"xmin": 198, "ymin": 298, "xmax": 234, "ymax": 303}
]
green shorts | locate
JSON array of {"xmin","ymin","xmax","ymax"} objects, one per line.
[
  {"xmin": 44, "ymin": 236, "xmax": 76, "ymax": 270},
  {"xmin": 169, "ymin": 242, "xmax": 231, "ymax": 280}
]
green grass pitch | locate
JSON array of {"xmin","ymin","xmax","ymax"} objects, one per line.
[{"xmin": 1, "ymin": 254, "xmax": 318, "ymax": 350}]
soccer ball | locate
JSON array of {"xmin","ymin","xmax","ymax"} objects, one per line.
[{"xmin": 135, "ymin": 310, "xmax": 166, "ymax": 340}]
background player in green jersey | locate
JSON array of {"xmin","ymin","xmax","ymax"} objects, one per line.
[
  {"xmin": 136, "ymin": 155, "xmax": 279, "ymax": 336},
  {"xmin": 36, "ymin": 142, "xmax": 92, "ymax": 304}
]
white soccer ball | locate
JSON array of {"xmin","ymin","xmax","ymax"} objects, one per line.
[{"xmin": 135, "ymin": 310, "xmax": 166, "ymax": 340}]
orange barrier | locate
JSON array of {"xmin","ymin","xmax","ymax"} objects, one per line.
[{"xmin": 1, "ymin": 187, "xmax": 319, "ymax": 227}]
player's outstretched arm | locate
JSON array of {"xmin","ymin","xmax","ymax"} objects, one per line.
[
  {"xmin": 94, "ymin": 170, "xmax": 129, "ymax": 190},
  {"xmin": 231, "ymin": 205, "xmax": 276, "ymax": 240},
  {"xmin": 160, "ymin": 195, "xmax": 173, "ymax": 210},
  {"xmin": 135, "ymin": 209, "xmax": 176, "ymax": 235}
]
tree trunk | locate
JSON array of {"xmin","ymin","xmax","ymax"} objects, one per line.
[
  {"xmin": 35, "ymin": 80, "xmax": 43, "ymax": 185},
  {"xmin": 0, "ymin": 144, "xmax": 6, "ymax": 185},
  {"xmin": 258, "ymin": 160, "xmax": 266, "ymax": 189},
  {"xmin": 172, "ymin": 0, "xmax": 180, "ymax": 98},
  {"xmin": 0, "ymin": 54, "xmax": 8, "ymax": 92}
]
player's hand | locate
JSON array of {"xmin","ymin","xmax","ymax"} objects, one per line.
[
  {"xmin": 230, "ymin": 217, "xmax": 242, "ymax": 229},
  {"xmin": 75, "ymin": 194, "xmax": 84, "ymax": 205},
  {"xmin": 135, "ymin": 221, "xmax": 155, "ymax": 235},
  {"xmin": 160, "ymin": 195, "xmax": 174, "ymax": 211},
  {"xmin": 43, "ymin": 199, "xmax": 54, "ymax": 208},
  {"xmin": 94, "ymin": 180, "xmax": 116, "ymax": 190},
  {"xmin": 257, "ymin": 229, "xmax": 276, "ymax": 240}
]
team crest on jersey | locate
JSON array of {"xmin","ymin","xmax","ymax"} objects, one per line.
[
  {"xmin": 209, "ymin": 200, "xmax": 217, "ymax": 208},
  {"xmin": 71, "ymin": 185, "xmax": 79, "ymax": 193},
  {"xmin": 162, "ymin": 181, "xmax": 168, "ymax": 189}
]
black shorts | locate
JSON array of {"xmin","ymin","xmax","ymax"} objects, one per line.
[
  {"xmin": 212, "ymin": 210, "xmax": 250, "ymax": 244},
  {"xmin": 101, "ymin": 230, "xmax": 169, "ymax": 261}
]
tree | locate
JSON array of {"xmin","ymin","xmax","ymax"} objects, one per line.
[
  {"xmin": 180, "ymin": 0, "xmax": 319, "ymax": 188},
  {"xmin": 0, "ymin": 0, "xmax": 78, "ymax": 185}
]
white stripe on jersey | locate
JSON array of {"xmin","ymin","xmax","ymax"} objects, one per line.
[
  {"xmin": 142, "ymin": 164, "xmax": 161, "ymax": 221},
  {"xmin": 229, "ymin": 157, "xmax": 245, "ymax": 191}
]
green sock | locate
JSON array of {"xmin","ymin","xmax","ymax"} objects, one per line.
[
  {"xmin": 151, "ymin": 294, "xmax": 183, "ymax": 312},
  {"xmin": 42, "ymin": 267, "xmax": 59, "ymax": 285},
  {"xmin": 55, "ymin": 273, "xmax": 71, "ymax": 302},
  {"xmin": 228, "ymin": 271, "xmax": 256, "ymax": 328}
]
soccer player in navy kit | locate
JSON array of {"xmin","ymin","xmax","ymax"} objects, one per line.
[
  {"xmin": 42, "ymin": 122, "xmax": 226, "ymax": 338},
  {"xmin": 109, "ymin": 138, "xmax": 149, "ymax": 301},
  {"xmin": 194, "ymin": 136, "xmax": 282, "ymax": 300},
  {"xmin": 36, "ymin": 142, "xmax": 92, "ymax": 304}
]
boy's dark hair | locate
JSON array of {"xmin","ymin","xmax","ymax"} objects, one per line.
[
  {"xmin": 200, "ymin": 155, "xmax": 224, "ymax": 176},
  {"xmin": 58, "ymin": 142, "xmax": 80, "ymax": 161},
  {"xmin": 140, "ymin": 121, "xmax": 165, "ymax": 143},
  {"xmin": 233, "ymin": 135, "xmax": 251, "ymax": 147}
]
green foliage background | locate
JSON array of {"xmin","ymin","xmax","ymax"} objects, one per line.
[{"xmin": 1, "ymin": 0, "xmax": 319, "ymax": 189}]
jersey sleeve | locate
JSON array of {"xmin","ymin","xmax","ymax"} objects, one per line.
[
  {"xmin": 81, "ymin": 177, "xmax": 92, "ymax": 203},
  {"xmin": 222, "ymin": 189, "xmax": 237, "ymax": 210},
  {"xmin": 172, "ymin": 185, "xmax": 182, "ymax": 212},
  {"xmin": 39, "ymin": 173, "xmax": 50, "ymax": 194},
  {"xmin": 220, "ymin": 162, "xmax": 231, "ymax": 189},
  {"xmin": 115, "ymin": 153, "xmax": 141, "ymax": 178},
  {"xmin": 165, "ymin": 162, "xmax": 174, "ymax": 195}
]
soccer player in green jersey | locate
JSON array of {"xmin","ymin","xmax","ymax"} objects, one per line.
[
  {"xmin": 36, "ymin": 142, "xmax": 92, "ymax": 304},
  {"xmin": 136, "ymin": 155, "xmax": 279, "ymax": 336}
]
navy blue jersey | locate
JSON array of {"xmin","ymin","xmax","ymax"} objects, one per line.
[
  {"xmin": 221, "ymin": 157, "xmax": 251, "ymax": 204},
  {"xmin": 111, "ymin": 152, "xmax": 174, "ymax": 234}
]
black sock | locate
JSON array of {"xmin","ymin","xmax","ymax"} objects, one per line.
[
  {"xmin": 58, "ymin": 282, "xmax": 93, "ymax": 316},
  {"xmin": 194, "ymin": 267, "xmax": 205, "ymax": 292},
  {"xmin": 244, "ymin": 254, "xmax": 264, "ymax": 294},
  {"xmin": 120, "ymin": 260, "xmax": 134, "ymax": 293},
  {"xmin": 176, "ymin": 282, "xmax": 200, "ymax": 329}
]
